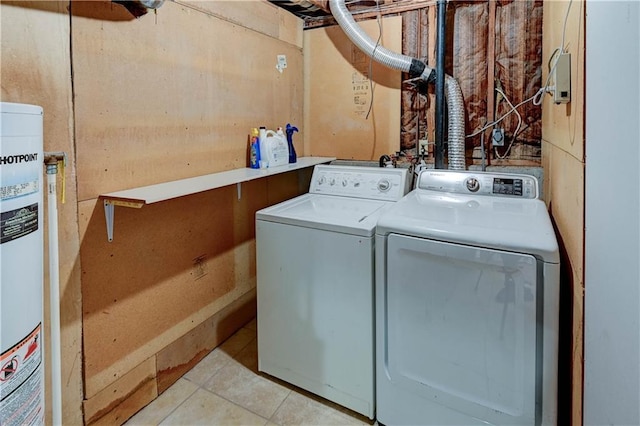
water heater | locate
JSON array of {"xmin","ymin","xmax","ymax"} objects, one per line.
[{"xmin": 0, "ymin": 102, "xmax": 44, "ymax": 425}]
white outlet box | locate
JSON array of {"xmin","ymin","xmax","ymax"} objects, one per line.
[
  {"xmin": 419, "ymin": 139, "xmax": 429, "ymax": 155},
  {"xmin": 553, "ymin": 53, "xmax": 571, "ymax": 104},
  {"xmin": 491, "ymin": 128, "xmax": 505, "ymax": 147}
]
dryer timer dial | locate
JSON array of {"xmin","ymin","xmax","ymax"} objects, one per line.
[
  {"xmin": 465, "ymin": 177, "xmax": 480, "ymax": 192},
  {"xmin": 377, "ymin": 179, "xmax": 391, "ymax": 192}
]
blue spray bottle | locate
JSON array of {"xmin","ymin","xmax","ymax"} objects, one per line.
[{"xmin": 286, "ymin": 123, "xmax": 298, "ymax": 164}]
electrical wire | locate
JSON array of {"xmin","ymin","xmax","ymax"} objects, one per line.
[
  {"xmin": 560, "ymin": 0, "xmax": 573, "ymax": 53},
  {"xmin": 466, "ymin": 0, "xmax": 575, "ymax": 160},
  {"xmin": 493, "ymin": 87, "xmax": 522, "ymax": 159},
  {"xmin": 534, "ymin": 0, "xmax": 573, "ymax": 105},
  {"xmin": 365, "ymin": 2, "xmax": 383, "ymax": 120},
  {"xmin": 467, "ymin": 90, "xmax": 534, "ymax": 139}
]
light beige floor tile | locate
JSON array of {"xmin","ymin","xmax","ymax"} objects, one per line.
[
  {"xmin": 159, "ymin": 388, "xmax": 267, "ymax": 426},
  {"xmin": 235, "ymin": 337, "xmax": 258, "ymax": 372},
  {"xmin": 125, "ymin": 378, "xmax": 198, "ymax": 425},
  {"xmin": 183, "ymin": 348, "xmax": 233, "ymax": 386},
  {"xmin": 204, "ymin": 358, "xmax": 290, "ymax": 419},
  {"xmin": 184, "ymin": 326, "xmax": 256, "ymax": 385},
  {"xmin": 233, "ymin": 337, "xmax": 295, "ymax": 390},
  {"xmin": 219, "ymin": 326, "xmax": 256, "ymax": 356},
  {"xmin": 271, "ymin": 390, "xmax": 369, "ymax": 426}
]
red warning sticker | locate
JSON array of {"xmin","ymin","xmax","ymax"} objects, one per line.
[{"xmin": 0, "ymin": 324, "xmax": 43, "ymax": 425}]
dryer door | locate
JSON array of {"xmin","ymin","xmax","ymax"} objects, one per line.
[{"xmin": 383, "ymin": 233, "xmax": 540, "ymax": 425}]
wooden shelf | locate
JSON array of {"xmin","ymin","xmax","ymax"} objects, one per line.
[{"xmin": 100, "ymin": 156, "xmax": 335, "ymax": 241}]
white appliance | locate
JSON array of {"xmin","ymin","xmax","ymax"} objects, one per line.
[
  {"xmin": 256, "ymin": 164, "xmax": 410, "ymax": 419},
  {"xmin": 376, "ymin": 170, "xmax": 559, "ymax": 425},
  {"xmin": 0, "ymin": 102, "xmax": 44, "ymax": 425}
]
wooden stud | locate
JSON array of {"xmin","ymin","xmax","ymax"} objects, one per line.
[{"xmin": 486, "ymin": 0, "xmax": 497, "ymax": 165}]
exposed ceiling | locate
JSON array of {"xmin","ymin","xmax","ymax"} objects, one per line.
[{"xmin": 269, "ymin": 0, "xmax": 437, "ymax": 29}]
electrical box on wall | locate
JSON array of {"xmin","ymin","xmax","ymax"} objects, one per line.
[
  {"xmin": 553, "ymin": 53, "xmax": 571, "ymax": 104},
  {"xmin": 491, "ymin": 128, "xmax": 505, "ymax": 147}
]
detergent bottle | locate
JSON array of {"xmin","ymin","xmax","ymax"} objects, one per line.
[
  {"xmin": 286, "ymin": 123, "xmax": 298, "ymax": 163},
  {"xmin": 258, "ymin": 126, "xmax": 268, "ymax": 168},
  {"xmin": 263, "ymin": 127, "xmax": 289, "ymax": 167},
  {"xmin": 249, "ymin": 128, "xmax": 261, "ymax": 169}
]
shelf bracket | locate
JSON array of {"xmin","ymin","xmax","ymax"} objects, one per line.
[{"xmin": 103, "ymin": 199, "xmax": 145, "ymax": 242}]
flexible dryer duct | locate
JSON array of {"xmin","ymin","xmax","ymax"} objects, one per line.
[{"xmin": 329, "ymin": 0, "xmax": 466, "ymax": 170}]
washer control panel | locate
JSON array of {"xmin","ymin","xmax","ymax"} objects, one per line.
[
  {"xmin": 417, "ymin": 170, "xmax": 539, "ymax": 199},
  {"xmin": 310, "ymin": 165, "xmax": 410, "ymax": 201}
]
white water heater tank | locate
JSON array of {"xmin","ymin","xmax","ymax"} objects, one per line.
[{"xmin": 0, "ymin": 102, "xmax": 44, "ymax": 426}]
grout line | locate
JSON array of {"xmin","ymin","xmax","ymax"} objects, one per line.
[
  {"xmin": 267, "ymin": 388, "xmax": 292, "ymax": 424},
  {"xmin": 129, "ymin": 378, "xmax": 199, "ymax": 426},
  {"xmin": 198, "ymin": 385, "xmax": 275, "ymax": 424}
]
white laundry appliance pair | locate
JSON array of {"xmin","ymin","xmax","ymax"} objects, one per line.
[
  {"xmin": 255, "ymin": 164, "xmax": 410, "ymax": 419},
  {"xmin": 375, "ymin": 169, "xmax": 560, "ymax": 425}
]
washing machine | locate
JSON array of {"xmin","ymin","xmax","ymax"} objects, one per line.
[
  {"xmin": 256, "ymin": 164, "xmax": 409, "ymax": 419},
  {"xmin": 375, "ymin": 169, "xmax": 559, "ymax": 425}
]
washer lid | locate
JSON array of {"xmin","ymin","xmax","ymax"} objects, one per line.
[
  {"xmin": 256, "ymin": 193, "xmax": 390, "ymax": 237},
  {"xmin": 376, "ymin": 190, "xmax": 559, "ymax": 263}
]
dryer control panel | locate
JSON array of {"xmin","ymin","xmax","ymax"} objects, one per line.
[
  {"xmin": 310, "ymin": 165, "xmax": 410, "ymax": 201},
  {"xmin": 417, "ymin": 170, "xmax": 539, "ymax": 199}
]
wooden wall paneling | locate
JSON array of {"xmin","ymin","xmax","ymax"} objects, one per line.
[
  {"xmin": 83, "ymin": 357, "xmax": 157, "ymax": 425},
  {"xmin": 156, "ymin": 289, "xmax": 256, "ymax": 393},
  {"xmin": 178, "ymin": 0, "xmax": 303, "ymax": 47},
  {"xmin": 542, "ymin": 141, "xmax": 585, "ymax": 425},
  {"xmin": 80, "ymin": 185, "xmax": 243, "ymax": 396},
  {"xmin": 0, "ymin": 3, "xmax": 84, "ymax": 424},
  {"xmin": 303, "ymin": 16, "xmax": 402, "ymax": 160},
  {"xmin": 79, "ymin": 169, "xmax": 303, "ymax": 398},
  {"xmin": 484, "ymin": 0, "xmax": 496, "ymax": 165},
  {"xmin": 541, "ymin": 1, "xmax": 585, "ymax": 424},
  {"xmin": 71, "ymin": 1, "xmax": 304, "ymax": 200},
  {"xmin": 541, "ymin": 0, "xmax": 584, "ymax": 162}
]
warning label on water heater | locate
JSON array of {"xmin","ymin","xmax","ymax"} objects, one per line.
[
  {"xmin": 0, "ymin": 325, "xmax": 44, "ymax": 426},
  {"xmin": 0, "ymin": 203, "xmax": 39, "ymax": 245}
]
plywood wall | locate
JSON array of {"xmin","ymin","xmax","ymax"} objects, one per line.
[
  {"xmin": 72, "ymin": 1, "xmax": 304, "ymax": 200},
  {"xmin": 0, "ymin": 2, "xmax": 84, "ymax": 425},
  {"xmin": 5, "ymin": 1, "xmax": 307, "ymax": 423},
  {"xmin": 540, "ymin": 1, "xmax": 585, "ymax": 424},
  {"xmin": 303, "ymin": 16, "xmax": 402, "ymax": 161},
  {"xmin": 71, "ymin": 0, "xmax": 306, "ymax": 418}
]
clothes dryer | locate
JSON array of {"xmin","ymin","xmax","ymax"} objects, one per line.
[
  {"xmin": 375, "ymin": 170, "xmax": 559, "ymax": 425},
  {"xmin": 256, "ymin": 165, "xmax": 409, "ymax": 419}
]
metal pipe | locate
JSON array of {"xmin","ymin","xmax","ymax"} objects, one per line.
[
  {"xmin": 329, "ymin": 0, "xmax": 466, "ymax": 170},
  {"xmin": 44, "ymin": 152, "xmax": 65, "ymax": 426},
  {"xmin": 435, "ymin": 0, "xmax": 446, "ymax": 169}
]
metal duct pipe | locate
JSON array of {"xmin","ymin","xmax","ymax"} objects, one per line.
[{"xmin": 329, "ymin": 0, "xmax": 466, "ymax": 170}]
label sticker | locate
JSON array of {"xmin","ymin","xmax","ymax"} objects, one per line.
[
  {"xmin": 0, "ymin": 325, "xmax": 44, "ymax": 426},
  {"xmin": 0, "ymin": 203, "xmax": 39, "ymax": 244},
  {"xmin": 0, "ymin": 179, "xmax": 38, "ymax": 201}
]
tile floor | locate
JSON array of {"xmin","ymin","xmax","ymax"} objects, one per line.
[{"xmin": 125, "ymin": 318, "xmax": 373, "ymax": 426}]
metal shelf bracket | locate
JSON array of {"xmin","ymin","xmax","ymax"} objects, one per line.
[{"xmin": 103, "ymin": 199, "xmax": 145, "ymax": 242}]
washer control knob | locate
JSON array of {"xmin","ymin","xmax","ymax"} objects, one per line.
[
  {"xmin": 342, "ymin": 179, "xmax": 348, "ymax": 187},
  {"xmin": 378, "ymin": 179, "xmax": 391, "ymax": 192},
  {"xmin": 466, "ymin": 177, "xmax": 480, "ymax": 192},
  {"xmin": 318, "ymin": 176, "xmax": 326, "ymax": 185},
  {"xmin": 329, "ymin": 178, "xmax": 336, "ymax": 186}
]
